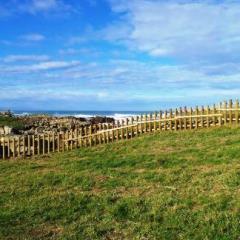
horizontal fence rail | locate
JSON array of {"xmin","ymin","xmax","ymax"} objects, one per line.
[{"xmin": 1, "ymin": 99, "xmax": 240, "ymax": 160}]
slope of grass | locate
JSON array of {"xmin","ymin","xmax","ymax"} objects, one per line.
[{"xmin": 1, "ymin": 127, "xmax": 240, "ymax": 239}]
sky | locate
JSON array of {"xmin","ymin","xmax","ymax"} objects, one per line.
[{"xmin": 1, "ymin": 0, "xmax": 240, "ymax": 111}]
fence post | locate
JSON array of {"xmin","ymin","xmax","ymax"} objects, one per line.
[
  {"xmin": 79, "ymin": 128, "xmax": 83, "ymax": 147},
  {"xmin": 70, "ymin": 130, "xmax": 73, "ymax": 150},
  {"xmin": 89, "ymin": 126, "xmax": 92, "ymax": 146},
  {"xmin": 84, "ymin": 126, "xmax": 87, "ymax": 147},
  {"xmin": 27, "ymin": 135, "xmax": 30, "ymax": 156},
  {"xmin": 195, "ymin": 106, "xmax": 199, "ymax": 129},
  {"xmin": 7, "ymin": 137, "xmax": 10, "ymax": 158},
  {"xmin": 2, "ymin": 137, "xmax": 5, "ymax": 160},
  {"xmin": 169, "ymin": 109, "xmax": 173, "ymax": 131},
  {"xmin": 107, "ymin": 123, "xmax": 110, "ymax": 143},
  {"xmin": 75, "ymin": 129, "xmax": 78, "ymax": 148},
  {"xmin": 13, "ymin": 137, "xmax": 16, "ymax": 158},
  {"xmin": 235, "ymin": 99, "xmax": 239, "ymax": 125},
  {"xmin": 184, "ymin": 107, "xmax": 187, "ymax": 130},
  {"xmin": 98, "ymin": 124, "xmax": 102, "ymax": 144},
  {"xmin": 213, "ymin": 104, "xmax": 216, "ymax": 127},
  {"xmin": 136, "ymin": 117, "xmax": 139, "ymax": 136},
  {"xmin": 164, "ymin": 111, "xmax": 167, "ymax": 131},
  {"xmin": 174, "ymin": 109, "xmax": 178, "ymax": 131},
  {"xmin": 57, "ymin": 133, "xmax": 60, "ymax": 152},
  {"xmin": 229, "ymin": 99, "xmax": 233, "ymax": 124},
  {"xmin": 126, "ymin": 119, "xmax": 129, "ymax": 139},
  {"xmin": 153, "ymin": 112, "xmax": 157, "ymax": 131},
  {"xmin": 140, "ymin": 115, "xmax": 143, "ymax": 134},
  {"xmin": 178, "ymin": 108, "xmax": 182, "ymax": 130},
  {"xmin": 94, "ymin": 126, "xmax": 97, "ymax": 145},
  {"xmin": 218, "ymin": 102, "xmax": 222, "ymax": 126},
  {"xmin": 111, "ymin": 125, "xmax": 114, "ymax": 142},
  {"xmin": 32, "ymin": 135, "xmax": 35, "ymax": 156},
  {"xmin": 52, "ymin": 132, "xmax": 55, "ymax": 152},
  {"xmin": 117, "ymin": 120, "xmax": 120, "ymax": 140},
  {"xmin": 18, "ymin": 136, "xmax": 21, "ymax": 157},
  {"xmin": 42, "ymin": 134, "xmax": 45, "ymax": 154},
  {"xmin": 158, "ymin": 111, "xmax": 162, "ymax": 131},
  {"xmin": 206, "ymin": 106, "xmax": 210, "ymax": 128},
  {"xmin": 48, "ymin": 133, "xmax": 50, "ymax": 154},
  {"xmin": 144, "ymin": 114, "xmax": 147, "ymax": 133},
  {"xmin": 121, "ymin": 120, "xmax": 124, "ymax": 139},
  {"xmin": 23, "ymin": 136, "xmax": 26, "ymax": 157},
  {"xmin": 200, "ymin": 106, "xmax": 204, "ymax": 128},
  {"xmin": 189, "ymin": 107, "xmax": 193, "ymax": 130},
  {"xmin": 223, "ymin": 101, "xmax": 227, "ymax": 125}
]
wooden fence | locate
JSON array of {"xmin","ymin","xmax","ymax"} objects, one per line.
[{"xmin": 1, "ymin": 99, "xmax": 240, "ymax": 160}]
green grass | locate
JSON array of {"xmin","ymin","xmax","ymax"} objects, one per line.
[
  {"xmin": 1, "ymin": 127, "xmax": 240, "ymax": 239},
  {"xmin": 0, "ymin": 116, "xmax": 24, "ymax": 130}
]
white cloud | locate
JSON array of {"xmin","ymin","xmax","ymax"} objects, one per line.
[
  {"xmin": 1, "ymin": 60, "xmax": 81, "ymax": 73},
  {"xmin": 31, "ymin": 61, "xmax": 80, "ymax": 71},
  {"xmin": 30, "ymin": 0, "xmax": 58, "ymax": 12},
  {"xmin": 107, "ymin": 0, "xmax": 240, "ymax": 63},
  {"xmin": 2, "ymin": 55, "xmax": 49, "ymax": 63},
  {"xmin": 18, "ymin": 0, "xmax": 73, "ymax": 14},
  {"xmin": 1, "ymin": 58, "xmax": 240, "ymax": 109},
  {"xmin": 20, "ymin": 33, "xmax": 46, "ymax": 42}
]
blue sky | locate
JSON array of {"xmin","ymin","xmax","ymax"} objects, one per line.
[{"xmin": 1, "ymin": 0, "xmax": 240, "ymax": 110}]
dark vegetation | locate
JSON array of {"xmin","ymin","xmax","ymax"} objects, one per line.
[{"xmin": 0, "ymin": 116, "xmax": 25, "ymax": 130}]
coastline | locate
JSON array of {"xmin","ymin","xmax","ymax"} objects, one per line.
[{"xmin": 12, "ymin": 110, "xmax": 144, "ymax": 121}]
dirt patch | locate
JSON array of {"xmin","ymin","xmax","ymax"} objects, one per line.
[{"xmin": 28, "ymin": 224, "xmax": 63, "ymax": 239}]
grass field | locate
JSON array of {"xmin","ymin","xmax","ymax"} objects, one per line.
[{"xmin": 1, "ymin": 127, "xmax": 240, "ymax": 239}]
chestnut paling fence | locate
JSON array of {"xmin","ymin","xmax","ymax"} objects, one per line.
[{"xmin": 1, "ymin": 99, "xmax": 240, "ymax": 160}]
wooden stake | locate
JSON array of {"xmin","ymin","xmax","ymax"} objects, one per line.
[
  {"xmin": 183, "ymin": 107, "xmax": 187, "ymax": 130},
  {"xmin": 7, "ymin": 137, "xmax": 10, "ymax": 158},
  {"xmin": 229, "ymin": 99, "xmax": 233, "ymax": 124},
  {"xmin": 223, "ymin": 101, "xmax": 227, "ymax": 125},
  {"xmin": 169, "ymin": 109, "xmax": 173, "ymax": 131},
  {"xmin": 195, "ymin": 106, "xmax": 199, "ymax": 129},
  {"xmin": 206, "ymin": 106, "xmax": 210, "ymax": 128},
  {"xmin": 190, "ymin": 108, "xmax": 193, "ymax": 130},
  {"xmin": 235, "ymin": 99, "xmax": 239, "ymax": 125},
  {"xmin": 164, "ymin": 111, "xmax": 167, "ymax": 131},
  {"xmin": 18, "ymin": 136, "xmax": 20, "ymax": 157},
  {"xmin": 32, "ymin": 135, "xmax": 35, "ymax": 156},
  {"xmin": 57, "ymin": 133, "xmax": 60, "ymax": 152},
  {"xmin": 70, "ymin": 130, "xmax": 73, "ymax": 150},
  {"xmin": 153, "ymin": 112, "xmax": 157, "ymax": 131},
  {"xmin": 2, "ymin": 137, "xmax": 5, "ymax": 160},
  {"xmin": 174, "ymin": 109, "xmax": 178, "ymax": 131},
  {"xmin": 218, "ymin": 102, "xmax": 222, "ymax": 126},
  {"xmin": 121, "ymin": 120, "xmax": 124, "ymax": 139},
  {"xmin": 213, "ymin": 104, "xmax": 216, "ymax": 127},
  {"xmin": 48, "ymin": 133, "xmax": 50, "ymax": 154},
  {"xmin": 42, "ymin": 134, "xmax": 45, "ymax": 155},
  {"xmin": 28, "ymin": 135, "xmax": 31, "ymax": 156},
  {"xmin": 13, "ymin": 137, "xmax": 16, "ymax": 158}
]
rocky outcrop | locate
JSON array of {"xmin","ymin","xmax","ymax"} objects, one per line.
[
  {"xmin": 0, "ymin": 110, "xmax": 13, "ymax": 117},
  {"xmin": 0, "ymin": 114, "xmax": 115, "ymax": 136}
]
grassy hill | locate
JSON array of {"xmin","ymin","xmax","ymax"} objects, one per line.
[{"xmin": 1, "ymin": 127, "xmax": 240, "ymax": 239}]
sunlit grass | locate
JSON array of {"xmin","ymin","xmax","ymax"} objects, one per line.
[{"xmin": 1, "ymin": 127, "xmax": 240, "ymax": 239}]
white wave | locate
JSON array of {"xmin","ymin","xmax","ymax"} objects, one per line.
[
  {"xmin": 108, "ymin": 113, "xmax": 138, "ymax": 120},
  {"xmin": 13, "ymin": 111, "xmax": 139, "ymax": 120},
  {"xmin": 14, "ymin": 112, "xmax": 30, "ymax": 116},
  {"xmin": 73, "ymin": 114, "xmax": 95, "ymax": 118}
]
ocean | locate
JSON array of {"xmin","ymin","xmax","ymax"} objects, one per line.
[{"xmin": 13, "ymin": 110, "xmax": 147, "ymax": 120}]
